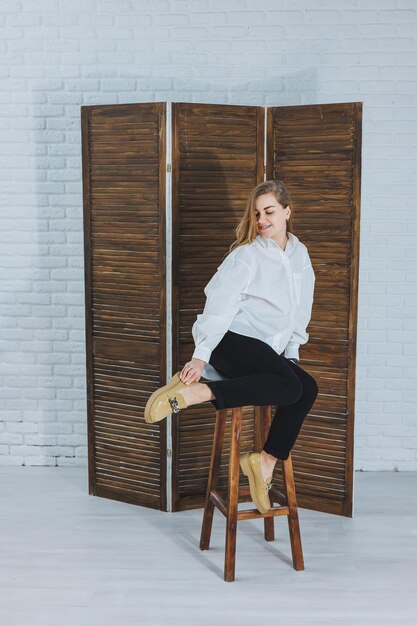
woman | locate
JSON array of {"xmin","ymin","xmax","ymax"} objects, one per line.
[{"xmin": 144, "ymin": 179, "xmax": 319, "ymax": 514}]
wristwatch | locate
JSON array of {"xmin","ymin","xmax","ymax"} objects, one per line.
[{"xmin": 288, "ymin": 358, "xmax": 300, "ymax": 364}]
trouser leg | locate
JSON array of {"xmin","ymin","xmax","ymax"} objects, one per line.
[
  {"xmin": 262, "ymin": 361, "xmax": 319, "ymax": 460},
  {"xmin": 204, "ymin": 331, "xmax": 302, "ymax": 410},
  {"xmin": 203, "ymin": 330, "xmax": 319, "ymax": 460},
  {"xmin": 205, "ymin": 373, "xmax": 302, "ymax": 410}
]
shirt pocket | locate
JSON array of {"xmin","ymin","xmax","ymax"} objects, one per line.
[{"xmin": 293, "ymin": 272, "xmax": 302, "ymax": 305}]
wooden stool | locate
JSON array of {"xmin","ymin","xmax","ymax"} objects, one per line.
[{"xmin": 199, "ymin": 405, "xmax": 304, "ymax": 582}]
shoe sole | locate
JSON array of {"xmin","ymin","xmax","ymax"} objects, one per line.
[
  {"xmin": 144, "ymin": 372, "xmax": 186, "ymax": 424},
  {"xmin": 239, "ymin": 453, "xmax": 270, "ymax": 515}
]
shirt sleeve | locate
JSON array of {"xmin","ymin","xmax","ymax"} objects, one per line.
[
  {"xmin": 191, "ymin": 256, "xmax": 253, "ymax": 364},
  {"xmin": 284, "ymin": 251, "xmax": 315, "ymax": 362}
]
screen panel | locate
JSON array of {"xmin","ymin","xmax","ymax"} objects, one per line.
[
  {"xmin": 267, "ymin": 102, "xmax": 362, "ymax": 517},
  {"xmin": 81, "ymin": 102, "xmax": 167, "ymax": 509},
  {"xmin": 171, "ymin": 102, "xmax": 265, "ymax": 511}
]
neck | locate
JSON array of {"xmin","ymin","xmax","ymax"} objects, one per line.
[{"xmin": 272, "ymin": 231, "xmax": 289, "ymax": 251}]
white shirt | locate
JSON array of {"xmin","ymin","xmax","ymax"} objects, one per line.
[{"xmin": 191, "ymin": 232, "xmax": 315, "ymax": 381}]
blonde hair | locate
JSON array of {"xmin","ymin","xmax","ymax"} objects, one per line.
[{"xmin": 226, "ymin": 179, "xmax": 293, "ymax": 257}]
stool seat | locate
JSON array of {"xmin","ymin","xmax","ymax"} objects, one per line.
[{"xmin": 199, "ymin": 405, "xmax": 304, "ymax": 582}]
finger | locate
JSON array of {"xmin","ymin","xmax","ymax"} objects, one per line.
[
  {"xmin": 180, "ymin": 365, "xmax": 190, "ymax": 382},
  {"xmin": 184, "ymin": 369, "xmax": 195, "ymax": 384}
]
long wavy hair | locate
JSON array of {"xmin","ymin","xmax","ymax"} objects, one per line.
[{"xmin": 225, "ymin": 179, "xmax": 293, "ymax": 257}]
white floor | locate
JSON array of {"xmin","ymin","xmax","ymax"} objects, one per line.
[{"xmin": 0, "ymin": 468, "xmax": 416, "ymax": 626}]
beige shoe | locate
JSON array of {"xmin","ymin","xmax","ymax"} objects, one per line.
[
  {"xmin": 144, "ymin": 372, "xmax": 193, "ymax": 424},
  {"xmin": 239, "ymin": 452, "xmax": 272, "ymax": 514}
]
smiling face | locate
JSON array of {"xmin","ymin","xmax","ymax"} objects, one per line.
[{"xmin": 254, "ymin": 192, "xmax": 290, "ymax": 241}]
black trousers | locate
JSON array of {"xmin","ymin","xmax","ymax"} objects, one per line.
[{"xmin": 203, "ymin": 330, "xmax": 319, "ymax": 461}]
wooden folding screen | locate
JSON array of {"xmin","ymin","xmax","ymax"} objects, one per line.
[{"xmin": 82, "ymin": 100, "xmax": 362, "ymax": 517}]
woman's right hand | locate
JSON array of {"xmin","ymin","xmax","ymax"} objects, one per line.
[{"xmin": 179, "ymin": 358, "xmax": 207, "ymax": 385}]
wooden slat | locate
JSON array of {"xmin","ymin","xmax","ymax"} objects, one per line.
[
  {"xmin": 267, "ymin": 102, "xmax": 362, "ymax": 517},
  {"xmin": 82, "ymin": 103, "xmax": 167, "ymax": 509}
]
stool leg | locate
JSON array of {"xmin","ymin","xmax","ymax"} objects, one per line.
[
  {"xmin": 282, "ymin": 454, "xmax": 305, "ymax": 571},
  {"xmin": 261, "ymin": 405, "xmax": 275, "ymax": 542},
  {"xmin": 200, "ymin": 409, "xmax": 227, "ymax": 551},
  {"xmin": 224, "ymin": 407, "xmax": 241, "ymax": 582}
]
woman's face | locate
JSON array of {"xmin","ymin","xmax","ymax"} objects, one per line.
[{"xmin": 254, "ymin": 192, "xmax": 290, "ymax": 240}]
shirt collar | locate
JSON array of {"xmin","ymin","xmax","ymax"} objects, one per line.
[{"xmin": 254, "ymin": 232, "xmax": 296, "ymax": 253}]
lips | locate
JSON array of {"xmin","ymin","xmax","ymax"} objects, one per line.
[{"xmin": 259, "ymin": 225, "xmax": 271, "ymax": 231}]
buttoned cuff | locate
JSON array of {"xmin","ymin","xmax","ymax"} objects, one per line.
[
  {"xmin": 284, "ymin": 342, "xmax": 300, "ymax": 361},
  {"xmin": 192, "ymin": 345, "xmax": 211, "ymax": 364}
]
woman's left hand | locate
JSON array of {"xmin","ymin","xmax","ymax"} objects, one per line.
[{"xmin": 179, "ymin": 358, "xmax": 206, "ymax": 385}]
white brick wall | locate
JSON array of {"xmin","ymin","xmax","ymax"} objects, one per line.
[{"xmin": 0, "ymin": 1, "xmax": 416, "ymax": 470}]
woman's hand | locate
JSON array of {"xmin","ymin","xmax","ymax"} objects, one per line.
[{"xmin": 179, "ymin": 358, "xmax": 207, "ymax": 385}]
